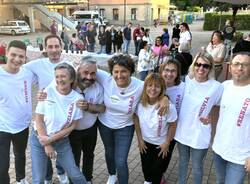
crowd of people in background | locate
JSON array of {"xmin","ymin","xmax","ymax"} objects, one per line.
[{"xmin": 0, "ymin": 18, "xmax": 250, "ymax": 184}]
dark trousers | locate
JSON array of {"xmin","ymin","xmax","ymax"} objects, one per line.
[
  {"xmin": 0, "ymin": 128, "xmax": 29, "ymax": 183},
  {"xmin": 69, "ymin": 123, "xmax": 97, "ymax": 181},
  {"xmin": 163, "ymin": 139, "xmax": 176, "ymax": 172},
  {"xmin": 140, "ymin": 141, "xmax": 168, "ymax": 184}
]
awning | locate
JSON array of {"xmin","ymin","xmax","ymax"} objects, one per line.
[{"xmin": 214, "ymin": 0, "xmax": 250, "ymax": 5}]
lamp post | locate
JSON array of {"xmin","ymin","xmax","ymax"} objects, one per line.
[{"xmin": 124, "ymin": 0, "xmax": 126, "ymax": 26}]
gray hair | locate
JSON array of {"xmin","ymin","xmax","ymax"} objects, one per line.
[
  {"xmin": 188, "ymin": 49, "xmax": 215, "ymax": 80},
  {"xmin": 78, "ymin": 56, "xmax": 97, "ymax": 67},
  {"xmin": 54, "ymin": 62, "xmax": 76, "ymax": 82}
]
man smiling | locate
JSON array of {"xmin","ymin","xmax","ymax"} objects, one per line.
[{"xmin": 0, "ymin": 40, "xmax": 33, "ymax": 184}]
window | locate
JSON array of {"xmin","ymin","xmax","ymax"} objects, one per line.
[
  {"xmin": 100, "ymin": 9, "xmax": 105, "ymax": 17},
  {"xmin": 131, "ymin": 8, "xmax": 137, "ymax": 20},
  {"xmin": 113, "ymin": 9, "xmax": 119, "ymax": 20}
]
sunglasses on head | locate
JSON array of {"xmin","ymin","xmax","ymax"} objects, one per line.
[{"xmin": 194, "ymin": 62, "xmax": 211, "ymax": 69}]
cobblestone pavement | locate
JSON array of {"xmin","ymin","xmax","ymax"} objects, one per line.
[{"xmin": 5, "ymin": 21, "xmax": 250, "ymax": 184}]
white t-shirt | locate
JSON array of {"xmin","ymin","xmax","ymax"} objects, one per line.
[
  {"xmin": 24, "ymin": 58, "xmax": 72, "ymax": 89},
  {"xmin": 137, "ymin": 49, "xmax": 151, "ymax": 72},
  {"xmin": 174, "ymin": 76, "xmax": 223, "ymax": 149},
  {"xmin": 206, "ymin": 42, "xmax": 226, "ymax": 63},
  {"xmin": 213, "ymin": 80, "xmax": 250, "ymax": 165},
  {"xmin": 0, "ymin": 66, "xmax": 33, "ymax": 133},
  {"xmin": 136, "ymin": 102, "xmax": 177, "ymax": 145},
  {"xmin": 75, "ymin": 82, "xmax": 104, "ymax": 130},
  {"xmin": 97, "ymin": 70, "xmax": 144, "ymax": 129},
  {"xmin": 166, "ymin": 82, "xmax": 185, "ymax": 115},
  {"xmin": 179, "ymin": 31, "xmax": 191, "ymax": 44},
  {"xmin": 35, "ymin": 84, "xmax": 83, "ymax": 136}
]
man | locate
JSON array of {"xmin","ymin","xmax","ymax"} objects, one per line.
[
  {"xmin": 123, "ymin": 22, "xmax": 132, "ymax": 54},
  {"xmin": 69, "ymin": 56, "xmax": 105, "ymax": 184},
  {"xmin": 0, "ymin": 40, "xmax": 33, "ymax": 184},
  {"xmin": 133, "ymin": 24, "xmax": 142, "ymax": 56},
  {"xmin": 25, "ymin": 34, "xmax": 71, "ymax": 184},
  {"xmin": 50, "ymin": 20, "xmax": 58, "ymax": 35},
  {"xmin": 86, "ymin": 24, "xmax": 97, "ymax": 52},
  {"xmin": 212, "ymin": 52, "xmax": 250, "ymax": 183}
]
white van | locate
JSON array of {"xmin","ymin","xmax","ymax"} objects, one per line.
[
  {"xmin": 72, "ymin": 10, "xmax": 106, "ymax": 27},
  {"xmin": 0, "ymin": 20, "xmax": 31, "ymax": 35}
]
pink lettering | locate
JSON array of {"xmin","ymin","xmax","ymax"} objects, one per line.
[
  {"xmin": 157, "ymin": 115, "xmax": 163, "ymax": 136},
  {"xmin": 127, "ymin": 96, "xmax": 135, "ymax": 114},
  {"xmin": 236, "ymin": 98, "xmax": 250, "ymax": 127},
  {"xmin": 24, "ymin": 81, "xmax": 28, "ymax": 103},
  {"xmin": 198, "ymin": 97, "xmax": 209, "ymax": 117},
  {"xmin": 64, "ymin": 103, "xmax": 74, "ymax": 126}
]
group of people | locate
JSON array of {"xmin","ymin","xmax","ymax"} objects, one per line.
[{"xmin": 0, "ymin": 20, "xmax": 250, "ymax": 184}]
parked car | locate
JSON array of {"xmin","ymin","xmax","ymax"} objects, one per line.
[{"xmin": 0, "ymin": 20, "xmax": 31, "ymax": 35}]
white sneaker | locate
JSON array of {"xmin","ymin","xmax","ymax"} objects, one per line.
[
  {"xmin": 17, "ymin": 179, "xmax": 29, "ymax": 184},
  {"xmin": 87, "ymin": 181, "xmax": 92, "ymax": 184},
  {"xmin": 143, "ymin": 182, "xmax": 152, "ymax": 184},
  {"xmin": 44, "ymin": 180, "xmax": 53, "ymax": 184},
  {"xmin": 106, "ymin": 175, "xmax": 117, "ymax": 184},
  {"xmin": 57, "ymin": 173, "xmax": 69, "ymax": 184}
]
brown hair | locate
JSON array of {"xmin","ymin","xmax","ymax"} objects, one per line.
[
  {"xmin": 159, "ymin": 59, "xmax": 181, "ymax": 86},
  {"xmin": 7, "ymin": 40, "xmax": 26, "ymax": 51},
  {"xmin": 140, "ymin": 73, "xmax": 166, "ymax": 107},
  {"xmin": 44, "ymin": 34, "xmax": 62, "ymax": 47}
]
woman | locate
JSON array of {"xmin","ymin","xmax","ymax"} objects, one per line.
[
  {"xmin": 134, "ymin": 73, "xmax": 177, "ymax": 184},
  {"xmin": 206, "ymin": 30, "xmax": 226, "ymax": 80},
  {"xmin": 96, "ymin": 54, "xmax": 168, "ymax": 184},
  {"xmin": 143, "ymin": 28, "xmax": 153, "ymax": 47},
  {"xmin": 159, "ymin": 59, "xmax": 185, "ymax": 183},
  {"xmin": 30, "ymin": 63, "xmax": 87, "ymax": 184},
  {"xmin": 174, "ymin": 50, "xmax": 223, "ymax": 184},
  {"xmin": 98, "ymin": 25, "xmax": 107, "ymax": 54},
  {"xmin": 115, "ymin": 26, "xmax": 123, "ymax": 53},
  {"xmin": 151, "ymin": 37, "xmax": 169, "ymax": 72},
  {"xmin": 105, "ymin": 26, "xmax": 112, "ymax": 54},
  {"xmin": 179, "ymin": 22, "xmax": 192, "ymax": 52},
  {"xmin": 137, "ymin": 41, "xmax": 152, "ymax": 81}
]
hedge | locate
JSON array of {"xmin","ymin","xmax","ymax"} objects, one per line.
[{"xmin": 203, "ymin": 13, "xmax": 250, "ymax": 31}]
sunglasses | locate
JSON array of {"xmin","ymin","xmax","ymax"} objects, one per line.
[{"xmin": 194, "ymin": 63, "xmax": 211, "ymax": 69}]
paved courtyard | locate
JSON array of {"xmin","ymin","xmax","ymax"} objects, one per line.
[{"xmin": 4, "ymin": 21, "xmax": 250, "ymax": 184}]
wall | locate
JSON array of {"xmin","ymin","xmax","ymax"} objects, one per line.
[{"xmin": 0, "ymin": 5, "xmax": 14, "ymax": 24}]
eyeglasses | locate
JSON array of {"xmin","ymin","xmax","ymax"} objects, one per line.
[
  {"xmin": 194, "ymin": 63, "xmax": 211, "ymax": 69},
  {"xmin": 231, "ymin": 62, "xmax": 250, "ymax": 68}
]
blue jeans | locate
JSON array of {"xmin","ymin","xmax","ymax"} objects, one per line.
[
  {"xmin": 213, "ymin": 152, "xmax": 246, "ymax": 184},
  {"xmin": 29, "ymin": 130, "xmax": 87, "ymax": 184},
  {"xmin": 177, "ymin": 142, "xmax": 208, "ymax": 184},
  {"xmin": 123, "ymin": 39, "xmax": 130, "ymax": 54},
  {"xmin": 98, "ymin": 45, "xmax": 106, "ymax": 54},
  {"xmin": 98, "ymin": 122, "xmax": 134, "ymax": 184}
]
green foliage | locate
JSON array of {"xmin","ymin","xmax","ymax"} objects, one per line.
[{"xmin": 203, "ymin": 13, "xmax": 250, "ymax": 30}]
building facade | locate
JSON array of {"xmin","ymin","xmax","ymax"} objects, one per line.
[{"xmin": 89, "ymin": 0, "xmax": 170, "ymax": 26}]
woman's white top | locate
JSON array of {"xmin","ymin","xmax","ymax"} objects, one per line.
[
  {"xmin": 97, "ymin": 69, "xmax": 143, "ymax": 129},
  {"xmin": 136, "ymin": 102, "xmax": 177, "ymax": 145},
  {"xmin": 174, "ymin": 76, "xmax": 223, "ymax": 149},
  {"xmin": 35, "ymin": 83, "xmax": 83, "ymax": 136}
]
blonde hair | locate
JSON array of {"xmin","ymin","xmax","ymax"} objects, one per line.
[
  {"xmin": 188, "ymin": 49, "xmax": 215, "ymax": 80},
  {"xmin": 140, "ymin": 73, "xmax": 166, "ymax": 107}
]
